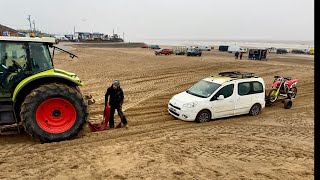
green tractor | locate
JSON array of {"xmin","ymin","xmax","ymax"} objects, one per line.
[{"xmin": 0, "ymin": 36, "xmax": 92, "ymax": 142}]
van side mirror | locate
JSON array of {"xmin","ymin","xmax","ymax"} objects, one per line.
[{"xmin": 217, "ymin": 95, "xmax": 225, "ymax": 100}]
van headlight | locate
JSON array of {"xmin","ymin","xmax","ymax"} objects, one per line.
[{"xmin": 183, "ymin": 102, "xmax": 198, "ymax": 108}]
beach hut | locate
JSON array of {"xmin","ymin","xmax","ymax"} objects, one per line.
[{"xmin": 248, "ymin": 49, "xmax": 267, "ymax": 60}]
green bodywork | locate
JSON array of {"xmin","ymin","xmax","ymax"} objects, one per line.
[{"xmin": 12, "ymin": 68, "xmax": 83, "ymax": 101}]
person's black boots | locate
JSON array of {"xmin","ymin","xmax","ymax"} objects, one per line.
[
  {"xmin": 109, "ymin": 124, "xmax": 114, "ymax": 129},
  {"xmin": 122, "ymin": 116, "xmax": 128, "ymax": 128}
]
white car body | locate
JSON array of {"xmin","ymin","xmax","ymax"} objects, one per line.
[
  {"xmin": 228, "ymin": 45, "xmax": 247, "ymax": 53},
  {"xmin": 54, "ymin": 35, "xmax": 69, "ymax": 41},
  {"xmin": 268, "ymin": 47, "xmax": 277, "ymax": 53},
  {"xmin": 195, "ymin": 45, "xmax": 212, "ymax": 51},
  {"xmin": 168, "ymin": 75, "xmax": 266, "ymax": 121}
]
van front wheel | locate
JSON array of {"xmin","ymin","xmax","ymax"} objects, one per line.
[{"xmin": 195, "ymin": 110, "xmax": 211, "ymax": 123}]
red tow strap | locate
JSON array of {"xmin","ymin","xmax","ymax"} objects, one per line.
[{"xmin": 88, "ymin": 105, "xmax": 121, "ymax": 132}]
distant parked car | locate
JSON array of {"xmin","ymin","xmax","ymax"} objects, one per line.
[
  {"xmin": 219, "ymin": 45, "xmax": 229, "ymax": 52},
  {"xmin": 276, "ymin": 49, "xmax": 288, "ymax": 54},
  {"xmin": 291, "ymin": 49, "xmax": 306, "ymax": 54},
  {"xmin": 155, "ymin": 48, "xmax": 173, "ymax": 55},
  {"xmin": 187, "ymin": 48, "xmax": 202, "ymax": 56},
  {"xmin": 54, "ymin": 35, "xmax": 70, "ymax": 41},
  {"xmin": 150, "ymin": 45, "xmax": 161, "ymax": 49},
  {"xmin": 141, "ymin": 44, "xmax": 149, "ymax": 48},
  {"xmin": 195, "ymin": 45, "xmax": 212, "ymax": 51},
  {"xmin": 228, "ymin": 45, "xmax": 247, "ymax": 53},
  {"xmin": 268, "ymin": 47, "xmax": 277, "ymax": 53},
  {"xmin": 308, "ymin": 47, "xmax": 314, "ymax": 55}
]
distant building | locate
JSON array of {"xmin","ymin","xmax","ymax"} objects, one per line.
[
  {"xmin": 110, "ymin": 34, "xmax": 124, "ymax": 42},
  {"xmin": 64, "ymin": 34, "xmax": 74, "ymax": 40},
  {"xmin": 92, "ymin": 32, "xmax": 104, "ymax": 40},
  {"xmin": 0, "ymin": 24, "xmax": 18, "ymax": 36},
  {"xmin": 75, "ymin": 32, "xmax": 93, "ymax": 40},
  {"xmin": 73, "ymin": 31, "xmax": 123, "ymax": 42}
]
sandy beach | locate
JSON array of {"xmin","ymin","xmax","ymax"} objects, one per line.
[{"xmin": 0, "ymin": 44, "xmax": 314, "ymax": 179}]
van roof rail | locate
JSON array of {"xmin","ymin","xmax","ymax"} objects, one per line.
[{"xmin": 218, "ymin": 71, "xmax": 257, "ymax": 78}]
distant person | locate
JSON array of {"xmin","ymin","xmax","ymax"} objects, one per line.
[
  {"xmin": 239, "ymin": 52, "xmax": 243, "ymax": 60},
  {"xmin": 235, "ymin": 51, "xmax": 239, "ymax": 59},
  {"xmin": 105, "ymin": 80, "xmax": 128, "ymax": 128}
]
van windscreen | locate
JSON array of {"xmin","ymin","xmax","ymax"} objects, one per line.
[{"xmin": 187, "ymin": 80, "xmax": 221, "ymax": 98}]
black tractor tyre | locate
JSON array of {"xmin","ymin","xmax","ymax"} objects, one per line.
[
  {"xmin": 249, "ymin": 103, "xmax": 261, "ymax": 116},
  {"xmin": 284, "ymin": 99, "xmax": 293, "ymax": 109},
  {"xmin": 195, "ymin": 110, "xmax": 211, "ymax": 123},
  {"xmin": 20, "ymin": 83, "xmax": 88, "ymax": 143}
]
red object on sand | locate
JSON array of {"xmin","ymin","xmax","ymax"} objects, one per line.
[
  {"xmin": 88, "ymin": 105, "xmax": 110, "ymax": 132},
  {"xmin": 88, "ymin": 105, "xmax": 122, "ymax": 132}
]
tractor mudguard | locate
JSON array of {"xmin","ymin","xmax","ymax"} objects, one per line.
[{"xmin": 12, "ymin": 69, "xmax": 83, "ymax": 101}]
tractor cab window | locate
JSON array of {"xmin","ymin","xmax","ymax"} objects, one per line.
[
  {"xmin": 0, "ymin": 42, "xmax": 28, "ymax": 93},
  {"xmin": 0, "ymin": 42, "xmax": 27, "ymax": 71},
  {"xmin": 29, "ymin": 43, "xmax": 53, "ymax": 73}
]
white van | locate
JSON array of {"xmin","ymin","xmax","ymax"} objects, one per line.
[
  {"xmin": 195, "ymin": 45, "xmax": 212, "ymax": 51},
  {"xmin": 228, "ymin": 45, "xmax": 247, "ymax": 53},
  {"xmin": 168, "ymin": 72, "xmax": 265, "ymax": 123}
]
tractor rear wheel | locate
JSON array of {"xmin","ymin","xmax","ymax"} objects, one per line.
[{"xmin": 20, "ymin": 83, "xmax": 88, "ymax": 143}]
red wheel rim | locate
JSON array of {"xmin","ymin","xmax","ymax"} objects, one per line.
[{"xmin": 36, "ymin": 98, "xmax": 76, "ymax": 134}]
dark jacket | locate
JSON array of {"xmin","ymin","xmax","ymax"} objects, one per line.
[{"xmin": 105, "ymin": 86, "xmax": 124, "ymax": 107}]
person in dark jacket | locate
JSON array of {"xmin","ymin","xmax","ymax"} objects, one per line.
[
  {"xmin": 105, "ymin": 80, "xmax": 128, "ymax": 128},
  {"xmin": 239, "ymin": 52, "xmax": 243, "ymax": 60},
  {"xmin": 235, "ymin": 51, "xmax": 239, "ymax": 59}
]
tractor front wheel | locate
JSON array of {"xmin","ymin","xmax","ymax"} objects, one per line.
[{"xmin": 20, "ymin": 83, "xmax": 88, "ymax": 143}]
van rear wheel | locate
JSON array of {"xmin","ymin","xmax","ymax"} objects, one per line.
[
  {"xmin": 249, "ymin": 104, "xmax": 261, "ymax": 116},
  {"xmin": 195, "ymin": 110, "xmax": 211, "ymax": 123}
]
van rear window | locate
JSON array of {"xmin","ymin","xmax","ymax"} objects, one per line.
[
  {"xmin": 253, "ymin": 82, "xmax": 263, "ymax": 93},
  {"xmin": 238, "ymin": 81, "xmax": 264, "ymax": 96}
]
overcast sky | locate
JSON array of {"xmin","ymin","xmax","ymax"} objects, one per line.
[{"xmin": 0, "ymin": 0, "xmax": 314, "ymax": 41}]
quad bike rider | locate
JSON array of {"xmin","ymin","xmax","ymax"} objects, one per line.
[
  {"xmin": 0, "ymin": 36, "xmax": 94, "ymax": 142},
  {"xmin": 267, "ymin": 76, "xmax": 297, "ymax": 108}
]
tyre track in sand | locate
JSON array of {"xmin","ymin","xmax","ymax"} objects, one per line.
[{"xmin": 0, "ymin": 47, "xmax": 314, "ymax": 180}]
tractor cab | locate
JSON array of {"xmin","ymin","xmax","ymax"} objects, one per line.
[
  {"xmin": 0, "ymin": 37, "xmax": 55, "ymax": 96},
  {"xmin": 0, "ymin": 36, "xmax": 90, "ymax": 142}
]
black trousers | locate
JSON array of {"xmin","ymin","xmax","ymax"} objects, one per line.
[{"xmin": 109, "ymin": 105, "xmax": 127, "ymax": 128}]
